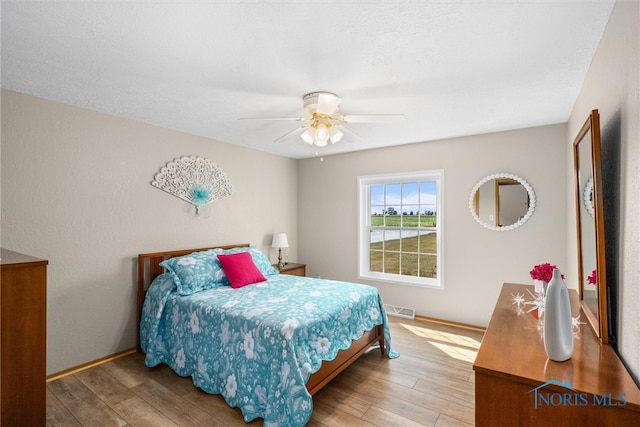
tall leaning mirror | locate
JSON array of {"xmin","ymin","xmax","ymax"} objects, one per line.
[{"xmin": 573, "ymin": 109, "xmax": 608, "ymax": 343}]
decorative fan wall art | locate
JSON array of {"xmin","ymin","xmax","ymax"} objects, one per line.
[{"xmin": 151, "ymin": 156, "xmax": 233, "ymax": 214}]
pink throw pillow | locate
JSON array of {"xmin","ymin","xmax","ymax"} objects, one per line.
[{"xmin": 217, "ymin": 252, "xmax": 267, "ymax": 288}]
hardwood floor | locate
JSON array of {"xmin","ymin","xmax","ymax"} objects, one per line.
[{"xmin": 47, "ymin": 316, "xmax": 484, "ymax": 427}]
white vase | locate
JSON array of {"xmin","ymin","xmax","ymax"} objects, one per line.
[{"xmin": 543, "ymin": 268, "xmax": 574, "ymax": 361}]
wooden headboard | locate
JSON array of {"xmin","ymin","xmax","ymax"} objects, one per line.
[{"xmin": 136, "ymin": 243, "xmax": 250, "ymax": 349}]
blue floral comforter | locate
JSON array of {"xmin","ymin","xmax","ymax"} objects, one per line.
[{"xmin": 140, "ymin": 272, "xmax": 398, "ymax": 426}]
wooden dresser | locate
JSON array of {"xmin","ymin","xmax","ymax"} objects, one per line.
[
  {"xmin": 473, "ymin": 283, "xmax": 640, "ymax": 426},
  {"xmin": 1, "ymin": 248, "xmax": 48, "ymax": 426}
]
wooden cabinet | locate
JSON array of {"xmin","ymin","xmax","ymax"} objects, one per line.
[
  {"xmin": 275, "ymin": 263, "xmax": 306, "ymax": 277},
  {"xmin": 1, "ymin": 248, "xmax": 47, "ymax": 426},
  {"xmin": 473, "ymin": 283, "xmax": 640, "ymax": 426}
]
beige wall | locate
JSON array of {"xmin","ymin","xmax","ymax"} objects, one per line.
[
  {"xmin": 1, "ymin": 90, "xmax": 298, "ymax": 374},
  {"xmin": 298, "ymin": 123, "xmax": 567, "ymax": 327},
  {"xmin": 567, "ymin": 0, "xmax": 639, "ymax": 382}
]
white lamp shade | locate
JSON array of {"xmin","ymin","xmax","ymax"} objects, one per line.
[
  {"xmin": 314, "ymin": 138, "xmax": 327, "ymax": 147},
  {"xmin": 315, "ymin": 124, "xmax": 329, "ymax": 145},
  {"xmin": 301, "ymin": 128, "xmax": 315, "ymax": 144},
  {"xmin": 271, "ymin": 233, "xmax": 289, "ymax": 248},
  {"xmin": 328, "ymin": 127, "xmax": 343, "ymax": 144}
]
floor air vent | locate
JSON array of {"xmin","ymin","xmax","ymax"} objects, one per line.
[{"xmin": 384, "ymin": 304, "xmax": 416, "ymax": 320}]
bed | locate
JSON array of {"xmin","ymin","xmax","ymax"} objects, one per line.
[{"xmin": 137, "ymin": 244, "xmax": 398, "ymax": 426}]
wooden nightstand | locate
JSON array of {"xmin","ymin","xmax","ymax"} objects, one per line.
[{"xmin": 275, "ymin": 263, "xmax": 306, "ymax": 277}]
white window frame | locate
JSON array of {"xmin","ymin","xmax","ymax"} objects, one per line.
[{"xmin": 358, "ymin": 170, "xmax": 444, "ymax": 289}]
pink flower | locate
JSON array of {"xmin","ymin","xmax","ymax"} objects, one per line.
[
  {"xmin": 530, "ymin": 263, "xmax": 565, "ymax": 282},
  {"xmin": 587, "ymin": 269, "xmax": 597, "ymax": 285}
]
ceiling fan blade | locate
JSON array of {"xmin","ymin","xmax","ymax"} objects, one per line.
[
  {"xmin": 238, "ymin": 117, "xmax": 307, "ymax": 121},
  {"xmin": 273, "ymin": 126, "xmax": 306, "ymax": 143},
  {"xmin": 316, "ymin": 92, "xmax": 342, "ymax": 115},
  {"xmin": 340, "ymin": 124, "xmax": 361, "ymax": 140},
  {"xmin": 341, "ymin": 114, "xmax": 406, "ymax": 123}
]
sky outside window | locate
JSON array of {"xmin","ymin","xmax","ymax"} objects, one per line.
[{"xmin": 371, "ymin": 181, "xmax": 437, "ymax": 217}]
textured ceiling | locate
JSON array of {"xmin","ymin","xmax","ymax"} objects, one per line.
[{"xmin": 1, "ymin": 1, "xmax": 615, "ymax": 159}]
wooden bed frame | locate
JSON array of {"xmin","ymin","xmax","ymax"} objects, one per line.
[{"xmin": 136, "ymin": 243, "xmax": 386, "ymax": 396}]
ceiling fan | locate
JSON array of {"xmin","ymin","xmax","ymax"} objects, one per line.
[{"xmin": 239, "ymin": 91, "xmax": 406, "ymax": 147}]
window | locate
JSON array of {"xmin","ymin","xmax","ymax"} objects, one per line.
[{"xmin": 358, "ymin": 170, "xmax": 443, "ymax": 288}]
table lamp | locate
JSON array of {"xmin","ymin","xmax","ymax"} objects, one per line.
[{"xmin": 271, "ymin": 233, "xmax": 289, "ymax": 269}]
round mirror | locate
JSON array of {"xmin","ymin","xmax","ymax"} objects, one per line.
[{"xmin": 468, "ymin": 173, "xmax": 536, "ymax": 231}]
